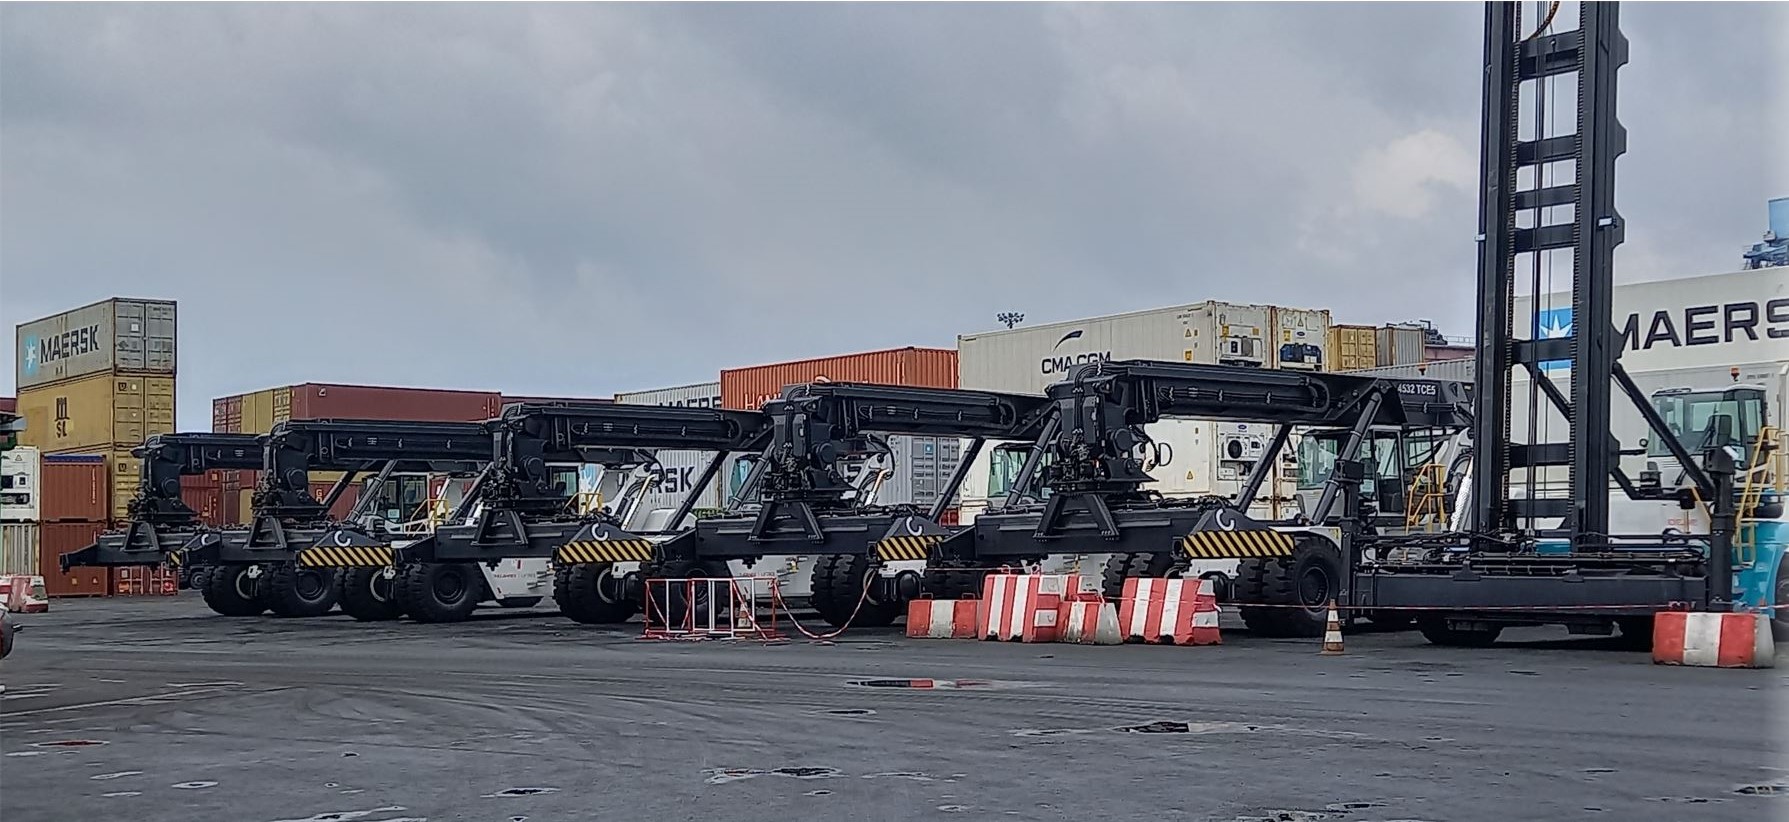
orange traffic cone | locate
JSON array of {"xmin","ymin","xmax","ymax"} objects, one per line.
[{"xmin": 1320, "ymin": 600, "xmax": 1345, "ymax": 655}]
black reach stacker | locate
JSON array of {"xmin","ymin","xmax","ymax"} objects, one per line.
[
  {"xmin": 60, "ymin": 431, "xmax": 264, "ymax": 587},
  {"xmin": 410, "ymin": 402, "xmax": 774, "ymax": 624},
  {"xmin": 177, "ymin": 419, "xmax": 491, "ymax": 619},
  {"xmin": 656, "ymin": 382, "xmax": 1054, "ymax": 628},
  {"xmin": 937, "ymin": 361, "xmax": 1475, "ymax": 637}
]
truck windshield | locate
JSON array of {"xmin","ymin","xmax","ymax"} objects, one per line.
[
  {"xmin": 1296, "ymin": 434, "xmax": 1340, "ymax": 491},
  {"xmin": 986, "ymin": 445, "xmax": 1049, "ymax": 501},
  {"xmin": 1648, "ymin": 388, "xmax": 1765, "ymax": 463}
]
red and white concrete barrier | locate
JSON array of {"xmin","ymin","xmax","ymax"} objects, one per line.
[
  {"xmin": 1058, "ymin": 599, "xmax": 1123, "ymax": 645},
  {"xmin": 905, "ymin": 598, "xmax": 979, "ymax": 639},
  {"xmin": 1117, "ymin": 577, "xmax": 1220, "ymax": 645},
  {"xmin": 1652, "ymin": 611, "xmax": 1775, "ymax": 669},
  {"xmin": 978, "ymin": 574, "xmax": 1100, "ymax": 643}
]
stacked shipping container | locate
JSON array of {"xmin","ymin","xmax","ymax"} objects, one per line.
[
  {"xmin": 15, "ymin": 298, "xmax": 179, "ymax": 523},
  {"xmin": 0, "ymin": 453, "xmax": 116, "ymax": 596}
]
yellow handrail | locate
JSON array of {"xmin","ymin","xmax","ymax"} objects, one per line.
[{"xmin": 1405, "ymin": 462, "xmax": 1451, "ymax": 532}]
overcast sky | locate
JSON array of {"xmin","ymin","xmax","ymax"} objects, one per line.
[{"xmin": 3, "ymin": 3, "xmax": 1783, "ymax": 428}]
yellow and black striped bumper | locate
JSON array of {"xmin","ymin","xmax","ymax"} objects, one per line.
[
  {"xmin": 297, "ymin": 544, "xmax": 396, "ymax": 568},
  {"xmin": 1177, "ymin": 530, "xmax": 1295, "ymax": 559},
  {"xmin": 556, "ymin": 539, "xmax": 655, "ymax": 564},
  {"xmin": 874, "ymin": 536, "xmax": 940, "ymax": 562},
  {"xmin": 166, "ymin": 551, "xmax": 184, "ymax": 567}
]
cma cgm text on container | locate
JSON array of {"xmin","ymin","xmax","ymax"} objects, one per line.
[{"xmin": 15, "ymin": 298, "xmax": 177, "ymax": 390}]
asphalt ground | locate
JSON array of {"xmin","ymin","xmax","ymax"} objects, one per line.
[{"xmin": 1, "ymin": 596, "xmax": 1784, "ymax": 822}]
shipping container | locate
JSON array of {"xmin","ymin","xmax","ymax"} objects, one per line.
[
  {"xmin": 1, "ymin": 522, "xmax": 38, "ymax": 576},
  {"xmin": 17, "ymin": 371, "xmax": 175, "ymax": 453},
  {"xmin": 39, "ymin": 454, "xmax": 108, "ymax": 522},
  {"xmin": 721, "ymin": 347, "xmax": 957, "ymax": 411},
  {"xmin": 956, "ymin": 301, "xmax": 1289, "ymax": 395},
  {"xmin": 15, "ymin": 297, "xmax": 177, "ymax": 390},
  {"xmin": 212, "ymin": 394, "xmax": 242, "ymax": 433},
  {"xmin": 613, "ymin": 383, "xmax": 731, "ymax": 515},
  {"xmin": 217, "ymin": 383, "xmax": 504, "ymax": 435},
  {"xmin": 1424, "ymin": 345, "xmax": 1474, "ymax": 362},
  {"xmin": 1, "ymin": 445, "xmax": 41, "ymax": 522},
  {"xmin": 114, "ymin": 566, "xmax": 178, "ymax": 597},
  {"xmin": 1328, "ymin": 324, "xmax": 1380, "ymax": 372},
  {"xmin": 1273, "ymin": 307, "xmax": 1333, "ymax": 371},
  {"xmin": 873, "ymin": 435, "xmax": 966, "ymax": 509},
  {"xmin": 308, "ymin": 480, "xmax": 361, "ymax": 521},
  {"xmin": 0, "ymin": 396, "xmax": 15, "ymax": 413},
  {"xmin": 180, "ymin": 474, "xmax": 226, "ymax": 527},
  {"xmin": 501, "ymin": 394, "xmax": 614, "ymax": 408},
  {"xmin": 38, "ymin": 521, "xmax": 112, "ymax": 597},
  {"xmin": 1375, "ymin": 324, "xmax": 1427, "ymax": 367},
  {"xmin": 614, "ymin": 382, "xmax": 724, "ymax": 409},
  {"xmin": 1341, "ymin": 358, "xmax": 1476, "ymax": 383}
]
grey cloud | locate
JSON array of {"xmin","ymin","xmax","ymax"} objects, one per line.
[{"xmin": 1, "ymin": 3, "xmax": 1780, "ymax": 428}]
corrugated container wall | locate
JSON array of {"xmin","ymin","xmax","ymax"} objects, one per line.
[
  {"xmin": 1342, "ymin": 358, "xmax": 1476, "ymax": 383},
  {"xmin": 1, "ymin": 522, "xmax": 38, "ymax": 576},
  {"xmin": 1, "ymin": 446, "xmax": 41, "ymax": 522},
  {"xmin": 17, "ymin": 372, "xmax": 175, "ymax": 453},
  {"xmin": 1376, "ymin": 325, "xmax": 1427, "ymax": 367},
  {"xmin": 39, "ymin": 455, "xmax": 109, "ymax": 522},
  {"xmin": 40, "ymin": 521, "xmax": 112, "ymax": 597},
  {"xmin": 1273, "ymin": 307, "xmax": 1332, "ymax": 371},
  {"xmin": 874, "ymin": 436, "xmax": 965, "ymax": 509},
  {"xmin": 721, "ymin": 348, "xmax": 957, "ymax": 411},
  {"xmin": 15, "ymin": 298, "xmax": 177, "ymax": 390},
  {"xmin": 212, "ymin": 394, "xmax": 243, "ymax": 433},
  {"xmin": 181, "ymin": 474, "xmax": 226, "ymax": 527},
  {"xmin": 501, "ymin": 395, "xmax": 614, "ymax": 409},
  {"xmin": 1328, "ymin": 325, "xmax": 1380, "ymax": 372}
]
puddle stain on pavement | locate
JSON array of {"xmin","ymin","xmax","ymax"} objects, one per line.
[{"xmin": 482, "ymin": 788, "xmax": 559, "ymax": 798}]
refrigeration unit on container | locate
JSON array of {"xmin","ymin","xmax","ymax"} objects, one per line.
[
  {"xmin": 1273, "ymin": 307, "xmax": 1332, "ymax": 371},
  {"xmin": 1375, "ymin": 324, "xmax": 1427, "ymax": 366},
  {"xmin": 15, "ymin": 297, "xmax": 177, "ymax": 391},
  {"xmin": 39, "ymin": 454, "xmax": 108, "ymax": 523},
  {"xmin": 38, "ymin": 521, "xmax": 112, "ymax": 597},
  {"xmin": 17, "ymin": 372, "xmax": 175, "ymax": 453},
  {"xmin": 720, "ymin": 347, "xmax": 957, "ymax": 411},
  {"xmin": 1, "ymin": 446, "xmax": 41, "ymax": 522},
  {"xmin": 1328, "ymin": 324, "xmax": 1379, "ymax": 372}
]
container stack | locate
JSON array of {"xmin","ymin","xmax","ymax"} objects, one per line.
[
  {"xmin": 15, "ymin": 298, "xmax": 178, "ymax": 524},
  {"xmin": 33, "ymin": 453, "xmax": 113, "ymax": 597}
]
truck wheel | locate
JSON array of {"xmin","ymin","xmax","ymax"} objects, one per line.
[
  {"xmin": 337, "ymin": 567, "xmax": 403, "ymax": 622},
  {"xmin": 1101, "ymin": 552, "xmax": 1180, "ymax": 600},
  {"xmin": 1237, "ymin": 539, "xmax": 1343, "ymax": 638},
  {"xmin": 1418, "ymin": 617, "xmax": 1502, "ymax": 648},
  {"xmin": 922, "ymin": 561, "xmax": 985, "ymax": 600},
  {"xmin": 201, "ymin": 565, "xmax": 268, "ymax": 617},
  {"xmin": 188, "ymin": 566, "xmax": 213, "ymax": 596},
  {"xmin": 811, "ymin": 554, "xmax": 901, "ymax": 629},
  {"xmin": 1773, "ymin": 554, "xmax": 1789, "ymax": 642},
  {"xmin": 554, "ymin": 564, "xmax": 636, "ymax": 624},
  {"xmin": 263, "ymin": 563, "xmax": 340, "ymax": 618},
  {"xmin": 396, "ymin": 562, "xmax": 481, "ymax": 623}
]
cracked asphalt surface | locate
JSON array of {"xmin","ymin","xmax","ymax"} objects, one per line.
[{"xmin": 1, "ymin": 597, "xmax": 1783, "ymax": 822}]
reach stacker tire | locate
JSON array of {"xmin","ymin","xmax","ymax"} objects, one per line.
[
  {"xmin": 1236, "ymin": 539, "xmax": 1344, "ymax": 638},
  {"xmin": 396, "ymin": 561, "xmax": 482, "ymax": 623},
  {"xmin": 922, "ymin": 561, "xmax": 986, "ymax": 600},
  {"xmin": 202, "ymin": 564, "xmax": 269, "ymax": 617},
  {"xmin": 554, "ymin": 564, "xmax": 636, "ymax": 624},
  {"xmin": 263, "ymin": 562, "xmax": 339, "ymax": 618},
  {"xmin": 337, "ymin": 567, "xmax": 404, "ymax": 622},
  {"xmin": 810, "ymin": 553, "xmax": 900, "ymax": 629},
  {"xmin": 1100, "ymin": 552, "xmax": 1180, "ymax": 601}
]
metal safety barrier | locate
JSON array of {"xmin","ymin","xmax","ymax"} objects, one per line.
[{"xmin": 642, "ymin": 574, "xmax": 782, "ymax": 642}]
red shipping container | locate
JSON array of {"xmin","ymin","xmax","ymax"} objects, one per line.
[
  {"xmin": 288, "ymin": 383, "xmax": 502, "ymax": 423},
  {"xmin": 115, "ymin": 566, "xmax": 178, "ymax": 596},
  {"xmin": 180, "ymin": 474, "xmax": 226, "ymax": 527},
  {"xmin": 39, "ymin": 455, "xmax": 110, "ymax": 522},
  {"xmin": 212, "ymin": 395, "xmax": 243, "ymax": 433},
  {"xmin": 38, "ymin": 521, "xmax": 112, "ymax": 597},
  {"xmin": 309, "ymin": 480, "xmax": 361, "ymax": 521},
  {"xmin": 720, "ymin": 347, "xmax": 958, "ymax": 411}
]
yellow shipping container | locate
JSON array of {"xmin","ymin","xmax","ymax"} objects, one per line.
[
  {"xmin": 18, "ymin": 371, "xmax": 175, "ymax": 453},
  {"xmin": 238, "ymin": 385, "xmax": 294, "ymax": 435},
  {"xmin": 107, "ymin": 447, "xmax": 141, "ymax": 523},
  {"xmin": 1328, "ymin": 325, "xmax": 1380, "ymax": 372}
]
